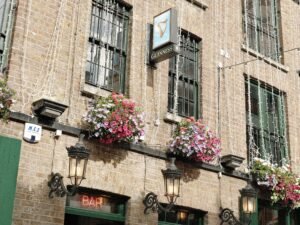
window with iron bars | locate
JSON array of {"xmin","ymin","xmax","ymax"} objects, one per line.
[
  {"xmin": 242, "ymin": 0, "xmax": 282, "ymax": 62},
  {"xmin": 0, "ymin": 0, "xmax": 15, "ymax": 71},
  {"xmin": 85, "ymin": 0, "xmax": 130, "ymax": 93},
  {"xmin": 168, "ymin": 32, "xmax": 200, "ymax": 118},
  {"xmin": 245, "ymin": 80, "xmax": 288, "ymax": 166}
]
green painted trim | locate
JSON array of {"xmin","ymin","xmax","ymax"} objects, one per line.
[
  {"xmin": 65, "ymin": 206, "xmax": 125, "ymax": 222},
  {"xmin": 0, "ymin": 135, "xmax": 21, "ymax": 225},
  {"xmin": 158, "ymin": 222, "xmax": 180, "ymax": 225}
]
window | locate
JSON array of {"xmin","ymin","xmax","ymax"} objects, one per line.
[
  {"xmin": 0, "ymin": 0, "xmax": 15, "ymax": 70},
  {"xmin": 85, "ymin": 0, "xmax": 130, "ymax": 93},
  {"xmin": 65, "ymin": 188, "xmax": 128, "ymax": 225},
  {"xmin": 243, "ymin": 0, "xmax": 282, "ymax": 62},
  {"xmin": 257, "ymin": 200, "xmax": 290, "ymax": 225},
  {"xmin": 158, "ymin": 204, "xmax": 205, "ymax": 225},
  {"xmin": 245, "ymin": 80, "xmax": 288, "ymax": 166},
  {"xmin": 168, "ymin": 32, "xmax": 200, "ymax": 118}
]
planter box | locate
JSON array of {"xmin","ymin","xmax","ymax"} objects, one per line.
[
  {"xmin": 32, "ymin": 98, "xmax": 68, "ymax": 119},
  {"xmin": 221, "ymin": 154, "xmax": 245, "ymax": 170}
]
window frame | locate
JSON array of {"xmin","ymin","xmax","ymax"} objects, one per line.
[
  {"xmin": 242, "ymin": 0, "xmax": 282, "ymax": 62},
  {"xmin": 65, "ymin": 187, "xmax": 129, "ymax": 224},
  {"xmin": 245, "ymin": 78, "xmax": 288, "ymax": 166},
  {"xmin": 85, "ymin": 0, "xmax": 131, "ymax": 93},
  {"xmin": 158, "ymin": 203, "xmax": 206, "ymax": 225},
  {"xmin": 167, "ymin": 30, "xmax": 201, "ymax": 119}
]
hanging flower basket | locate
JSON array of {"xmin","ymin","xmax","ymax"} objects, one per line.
[
  {"xmin": 252, "ymin": 158, "xmax": 300, "ymax": 208},
  {"xmin": 0, "ymin": 78, "xmax": 15, "ymax": 122},
  {"xmin": 167, "ymin": 117, "xmax": 221, "ymax": 163},
  {"xmin": 83, "ymin": 93, "xmax": 145, "ymax": 144}
]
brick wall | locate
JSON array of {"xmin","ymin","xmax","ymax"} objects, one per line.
[{"xmin": 0, "ymin": 0, "xmax": 299, "ymax": 224}]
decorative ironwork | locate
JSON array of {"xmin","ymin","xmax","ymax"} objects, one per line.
[
  {"xmin": 219, "ymin": 208, "xmax": 252, "ymax": 225},
  {"xmin": 219, "ymin": 208, "xmax": 243, "ymax": 225},
  {"xmin": 143, "ymin": 192, "xmax": 174, "ymax": 214},
  {"xmin": 48, "ymin": 173, "xmax": 76, "ymax": 198}
]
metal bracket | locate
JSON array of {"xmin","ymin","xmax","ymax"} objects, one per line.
[
  {"xmin": 48, "ymin": 173, "xmax": 77, "ymax": 198},
  {"xmin": 143, "ymin": 192, "xmax": 174, "ymax": 214},
  {"xmin": 219, "ymin": 208, "xmax": 244, "ymax": 225}
]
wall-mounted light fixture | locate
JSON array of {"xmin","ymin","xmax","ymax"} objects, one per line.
[
  {"xmin": 219, "ymin": 181, "xmax": 257, "ymax": 225},
  {"xmin": 143, "ymin": 157, "xmax": 182, "ymax": 214},
  {"xmin": 48, "ymin": 134, "xmax": 90, "ymax": 198}
]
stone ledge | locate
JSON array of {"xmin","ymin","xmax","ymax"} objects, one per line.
[
  {"xmin": 186, "ymin": 0, "xmax": 208, "ymax": 10},
  {"xmin": 81, "ymin": 83, "xmax": 111, "ymax": 97},
  {"xmin": 241, "ymin": 44, "xmax": 289, "ymax": 73},
  {"xmin": 9, "ymin": 111, "xmax": 249, "ymax": 181}
]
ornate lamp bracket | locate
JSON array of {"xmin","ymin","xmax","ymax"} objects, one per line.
[
  {"xmin": 143, "ymin": 192, "xmax": 174, "ymax": 214},
  {"xmin": 219, "ymin": 208, "xmax": 251, "ymax": 225},
  {"xmin": 48, "ymin": 173, "xmax": 76, "ymax": 198}
]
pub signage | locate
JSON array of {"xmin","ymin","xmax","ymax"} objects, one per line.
[{"xmin": 150, "ymin": 8, "xmax": 179, "ymax": 64}]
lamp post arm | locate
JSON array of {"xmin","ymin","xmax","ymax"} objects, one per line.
[
  {"xmin": 48, "ymin": 173, "xmax": 77, "ymax": 198},
  {"xmin": 143, "ymin": 192, "xmax": 175, "ymax": 214}
]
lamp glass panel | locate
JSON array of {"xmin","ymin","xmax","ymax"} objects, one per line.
[
  {"xmin": 69, "ymin": 157, "xmax": 77, "ymax": 178},
  {"xmin": 166, "ymin": 177, "xmax": 175, "ymax": 196},
  {"xmin": 173, "ymin": 178, "xmax": 180, "ymax": 196},
  {"xmin": 242, "ymin": 196, "xmax": 256, "ymax": 213},
  {"xmin": 76, "ymin": 158, "xmax": 85, "ymax": 178}
]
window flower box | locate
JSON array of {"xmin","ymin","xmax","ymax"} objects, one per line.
[
  {"xmin": 0, "ymin": 78, "xmax": 15, "ymax": 122},
  {"xmin": 83, "ymin": 93, "xmax": 145, "ymax": 144},
  {"xmin": 167, "ymin": 117, "xmax": 221, "ymax": 163},
  {"xmin": 252, "ymin": 158, "xmax": 300, "ymax": 208}
]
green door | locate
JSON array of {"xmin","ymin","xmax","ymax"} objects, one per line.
[{"xmin": 0, "ymin": 136, "xmax": 21, "ymax": 225}]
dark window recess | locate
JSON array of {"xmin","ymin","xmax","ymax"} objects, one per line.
[
  {"xmin": 243, "ymin": 0, "xmax": 282, "ymax": 62},
  {"xmin": 292, "ymin": 0, "xmax": 300, "ymax": 4},
  {"xmin": 158, "ymin": 204, "xmax": 205, "ymax": 225},
  {"xmin": 65, "ymin": 214, "xmax": 124, "ymax": 225},
  {"xmin": 245, "ymin": 80, "xmax": 288, "ymax": 166},
  {"xmin": 168, "ymin": 32, "xmax": 200, "ymax": 118},
  {"xmin": 85, "ymin": 0, "xmax": 130, "ymax": 93},
  {"xmin": 258, "ymin": 200, "xmax": 290, "ymax": 225}
]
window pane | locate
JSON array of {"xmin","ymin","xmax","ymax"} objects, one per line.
[
  {"xmin": 245, "ymin": 81, "xmax": 287, "ymax": 165},
  {"xmin": 168, "ymin": 33, "xmax": 199, "ymax": 118},
  {"xmin": 244, "ymin": 0, "xmax": 281, "ymax": 62},
  {"xmin": 85, "ymin": 0, "xmax": 129, "ymax": 93}
]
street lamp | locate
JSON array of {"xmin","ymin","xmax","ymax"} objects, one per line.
[
  {"xmin": 143, "ymin": 157, "xmax": 182, "ymax": 214},
  {"xmin": 48, "ymin": 134, "xmax": 90, "ymax": 198},
  {"xmin": 219, "ymin": 181, "xmax": 257, "ymax": 225}
]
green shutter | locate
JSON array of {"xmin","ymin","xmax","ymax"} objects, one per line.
[{"xmin": 0, "ymin": 136, "xmax": 21, "ymax": 225}]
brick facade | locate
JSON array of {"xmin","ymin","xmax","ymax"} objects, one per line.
[{"xmin": 0, "ymin": 0, "xmax": 299, "ymax": 224}]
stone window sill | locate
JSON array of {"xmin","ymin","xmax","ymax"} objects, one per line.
[
  {"xmin": 81, "ymin": 83, "xmax": 111, "ymax": 97},
  {"xmin": 186, "ymin": 0, "xmax": 208, "ymax": 10},
  {"xmin": 241, "ymin": 44, "xmax": 289, "ymax": 73},
  {"xmin": 164, "ymin": 112, "xmax": 183, "ymax": 124}
]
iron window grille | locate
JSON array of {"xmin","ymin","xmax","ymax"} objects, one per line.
[
  {"xmin": 168, "ymin": 32, "xmax": 200, "ymax": 118},
  {"xmin": 243, "ymin": 0, "xmax": 282, "ymax": 62},
  {"xmin": 85, "ymin": 0, "xmax": 130, "ymax": 93},
  {"xmin": 0, "ymin": 0, "xmax": 15, "ymax": 71},
  {"xmin": 245, "ymin": 80, "xmax": 288, "ymax": 166}
]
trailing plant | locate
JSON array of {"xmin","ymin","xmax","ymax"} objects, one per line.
[
  {"xmin": 168, "ymin": 117, "xmax": 221, "ymax": 163},
  {"xmin": 83, "ymin": 93, "xmax": 145, "ymax": 144},
  {"xmin": 0, "ymin": 78, "xmax": 15, "ymax": 122},
  {"xmin": 252, "ymin": 157, "xmax": 300, "ymax": 208}
]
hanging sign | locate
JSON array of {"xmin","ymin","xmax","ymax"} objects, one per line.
[
  {"xmin": 23, "ymin": 123, "xmax": 42, "ymax": 143},
  {"xmin": 150, "ymin": 8, "xmax": 179, "ymax": 63}
]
